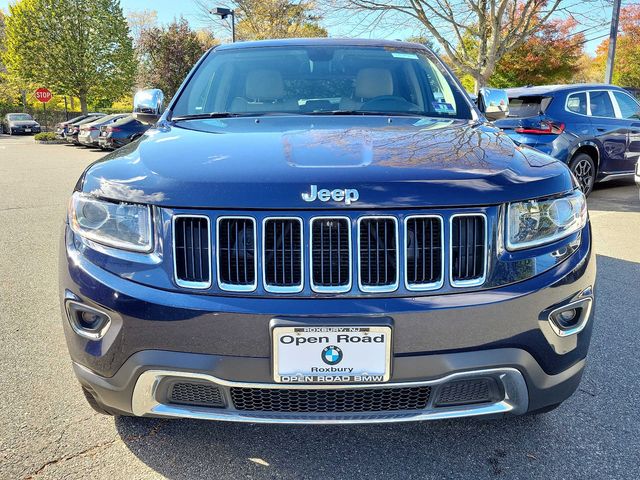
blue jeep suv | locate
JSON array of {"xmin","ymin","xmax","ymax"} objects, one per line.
[
  {"xmin": 60, "ymin": 39, "xmax": 595, "ymax": 423},
  {"xmin": 496, "ymin": 84, "xmax": 640, "ymax": 195}
]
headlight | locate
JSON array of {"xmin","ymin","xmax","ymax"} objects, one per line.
[
  {"xmin": 69, "ymin": 192, "xmax": 152, "ymax": 252},
  {"xmin": 507, "ymin": 190, "xmax": 587, "ymax": 250}
]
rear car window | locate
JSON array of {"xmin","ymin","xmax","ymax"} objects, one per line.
[
  {"xmin": 588, "ymin": 91, "xmax": 615, "ymax": 118},
  {"xmin": 566, "ymin": 92, "xmax": 587, "ymax": 115},
  {"xmin": 613, "ymin": 91, "xmax": 640, "ymax": 119},
  {"xmin": 507, "ymin": 96, "xmax": 551, "ymax": 118}
]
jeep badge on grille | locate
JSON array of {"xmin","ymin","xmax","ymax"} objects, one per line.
[{"xmin": 302, "ymin": 185, "xmax": 359, "ymax": 205}]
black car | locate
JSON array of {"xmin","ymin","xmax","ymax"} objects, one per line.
[
  {"xmin": 97, "ymin": 115, "xmax": 150, "ymax": 150},
  {"xmin": 496, "ymin": 84, "xmax": 640, "ymax": 195},
  {"xmin": 2, "ymin": 113, "xmax": 41, "ymax": 135},
  {"xmin": 56, "ymin": 113, "xmax": 104, "ymax": 139}
]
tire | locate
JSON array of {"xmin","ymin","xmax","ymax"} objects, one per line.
[
  {"xmin": 569, "ymin": 153, "xmax": 596, "ymax": 196},
  {"xmin": 82, "ymin": 387, "xmax": 116, "ymax": 416}
]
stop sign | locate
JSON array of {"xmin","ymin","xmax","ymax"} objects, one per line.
[{"xmin": 35, "ymin": 88, "xmax": 52, "ymax": 103}]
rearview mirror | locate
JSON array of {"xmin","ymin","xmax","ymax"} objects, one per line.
[
  {"xmin": 477, "ymin": 88, "xmax": 509, "ymax": 121},
  {"xmin": 133, "ymin": 89, "xmax": 165, "ymax": 125}
]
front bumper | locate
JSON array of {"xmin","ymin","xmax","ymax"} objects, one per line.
[{"xmin": 61, "ymin": 222, "xmax": 595, "ymax": 422}]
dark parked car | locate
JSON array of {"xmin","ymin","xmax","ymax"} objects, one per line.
[
  {"xmin": 496, "ymin": 84, "xmax": 640, "ymax": 195},
  {"xmin": 2, "ymin": 113, "xmax": 41, "ymax": 135},
  {"xmin": 97, "ymin": 115, "xmax": 150, "ymax": 150},
  {"xmin": 56, "ymin": 113, "xmax": 104, "ymax": 139},
  {"xmin": 61, "ymin": 39, "xmax": 594, "ymax": 423}
]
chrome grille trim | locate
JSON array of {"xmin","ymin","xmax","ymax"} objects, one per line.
[
  {"xmin": 216, "ymin": 216, "xmax": 258, "ymax": 292},
  {"xmin": 262, "ymin": 217, "xmax": 304, "ymax": 293},
  {"xmin": 404, "ymin": 215, "xmax": 444, "ymax": 291},
  {"xmin": 357, "ymin": 216, "xmax": 399, "ymax": 293},
  {"xmin": 309, "ymin": 216, "xmax": 352, "ymax": 293},
  {"xmin": 449, "ymin": 213, "xmax": 488, "ymax": 288},
  {"xmin": 172, "ymin": 214, "xmax": 212, "ymax": 289},
  {"xmin": 170, "ymin": 211, "xmax": 490, "ymax": 294}
]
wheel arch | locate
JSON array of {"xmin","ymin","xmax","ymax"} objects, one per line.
[{"xmin": 570, "ymin": 142, "xmax": 600, "ymax": 173}]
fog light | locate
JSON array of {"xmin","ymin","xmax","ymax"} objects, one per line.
[
  {"xmin": 80, "ymin": 311, "xmax": 104, "ymax": 329},
  {"xmin": 548, "ymin": 297, "xmax": 593, "ymax": 337},
  {"xmin": 65, "ymin": 300, "xmax": 111, "ymax": 340}
]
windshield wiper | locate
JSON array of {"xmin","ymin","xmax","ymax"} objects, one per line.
[
  {"xmin": 171, "ymin": 112, "xmax": 245, "ymax": 121},
  {"xmin": 306, "ymin": 110, "xmax": 426, "ymax": 117},
  {"xmin": 172, "ymin": 112, "xmax": 303, "ymax": 121}
]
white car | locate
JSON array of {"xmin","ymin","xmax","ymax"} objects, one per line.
[{"xmin": 78, "ymin": 114, "xmax": 128, "ymax": 147}]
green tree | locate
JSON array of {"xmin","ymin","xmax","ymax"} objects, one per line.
[
  {"xmin": 3, "ymin": 0, "xmax": 136, "ymax": 114},
  {"xmin": 196, "ymin": 0, "xmax": 327, "ymax": 41},
  {"xmin": 137, "ymin": 18, "xmax": 214, "ymax": 99}
]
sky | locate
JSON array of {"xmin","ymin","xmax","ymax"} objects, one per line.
[{"xmin": 0, "ymin": 0, "xmax": 616, "ymax": 55}]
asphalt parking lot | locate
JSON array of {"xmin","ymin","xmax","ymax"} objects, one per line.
[{"xmin": 1, "ymin": 134, "xmax": 639, "ymax": 480}]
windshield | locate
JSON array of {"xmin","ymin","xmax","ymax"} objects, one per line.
[
  {"xmin": 171, "ymin": 45, "xmax": 472, "ymax": 120},
  {"xmin": 8, "ymin": 114, "xmax": 32, "ymax": 121}
]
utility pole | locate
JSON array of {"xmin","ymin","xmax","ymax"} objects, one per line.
[{"xmin": 605, "ymin": 0, "xmax": 622, "ymax": 84}]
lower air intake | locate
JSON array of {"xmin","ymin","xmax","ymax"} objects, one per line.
[
  {"xmin": 230, "ymin": 386, "xmax": 431, "ymax": 413},
  {"xmin": 434, "ymin": 379, "xmax": 497, "ymax": 407},
  {"xmin": 168, "ymin": 382, "xmax": 225, "ymax": 408}
]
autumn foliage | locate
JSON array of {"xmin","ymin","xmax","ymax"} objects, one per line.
[
  {"xmin": 592, "ymin": 5, "xmax": 640, "ymax": 87},
  {"xmin": 490, "ymin": 17, "xmax": 585, "ymax": 88}
]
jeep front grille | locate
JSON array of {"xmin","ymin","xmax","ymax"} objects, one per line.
[
  {"xmin": 217, "ymin": 217, "xmax": 257, "ymax": 291},
  {"xmin": 405, "ymin": 216, "xmax": 443, "ymax": 290},
  {"xmin": 358, "ymin": 217, "xmax": 398, "ymax": 292},
  {"xmin": 173, "ymin": 215, "xmax": 211, "ymax": 288},
  {"xmin": 263, "ymin": 218, "xmax": 303, "ymax": 293},
  {"xmin": 450, "ymin": 214, "xmax": 487, "ymax": 286},
  {"xmin": 310, "ymin": 217, "xmax": 351, "ymax": 293},
  {"xmin": 171, "ymin": 211, "xmax": 489, "ymax": 294}
]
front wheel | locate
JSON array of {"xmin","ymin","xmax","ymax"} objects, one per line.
[{"xmin": 569, "ymin": 153, "xmax": 596, "ymax": 196}]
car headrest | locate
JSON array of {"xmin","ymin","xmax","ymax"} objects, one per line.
[
  {"xmin": 245, "ymin": 69, "xmax": 285, "ymax": 100},
  {"xmin": 355, "ymin": 68, "xmax": 393, "ymax": 99}
]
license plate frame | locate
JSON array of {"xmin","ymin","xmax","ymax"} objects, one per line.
[{"xmin": 272, "ymin": 325, "xmax": 392, "ymax": 384}]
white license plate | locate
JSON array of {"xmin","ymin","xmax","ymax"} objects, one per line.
[
  {"xmin": 273, "ymin": 326, "xmax": 392, "ymax": 383},
  {"xmin": 25, "ymin": 128, "xmax": 31, "ymax": 132}
]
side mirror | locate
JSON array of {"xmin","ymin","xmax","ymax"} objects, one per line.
[
  {"xmin": 133, "ymin": 89, "xmax": 165, "ymax": 125},
  {"xmin": 478, "ymin": 88, "xmax": 509, "ymax": 121}
]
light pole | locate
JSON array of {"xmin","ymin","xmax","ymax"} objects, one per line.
[{"xmin": 211, "ymin": 7, "xmax": 236, "ymax": 43}]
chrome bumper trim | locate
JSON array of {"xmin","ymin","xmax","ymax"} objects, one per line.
[{"xmin": 131, "ymin": 367, "xmax": 528, "ymax": 424}]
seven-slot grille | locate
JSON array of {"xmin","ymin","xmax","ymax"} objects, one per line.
[
  {"xmin": 217, "ymin": 217, "xmax": 257, "ymax": 291},
  {"xmin": 450, "ymin": 214, "xmax": 487, "ymax": 286},
  {"xmin": 173, "ymin": 216, "xmax": 211, "ymax": 288},
  {"xmin": 405, "ymin": 216, "xmax": 443, "ymax": 290},
  {"xmin": 310, "ymin": 217, "xmax": 351, "ymax": 292},
  {"xmin": 172, "ymin": 213, "xmax": 488, "ymax": 293},
  {"xmin": 358, "ymin": 217, "xmax": 398, "ymax": 291},
  {"xmin": 263, "ymin": 218, "xmax": 303, "ymax": 292}
]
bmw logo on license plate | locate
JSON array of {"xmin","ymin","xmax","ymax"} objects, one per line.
[{"xmin": 321, "ymin": 345, "xmax": 343, "ymax": 365}]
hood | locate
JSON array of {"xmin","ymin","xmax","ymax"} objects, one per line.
[{"xmin": 80, "ymin": 116, "xmax": 574, "ymax": 209}]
